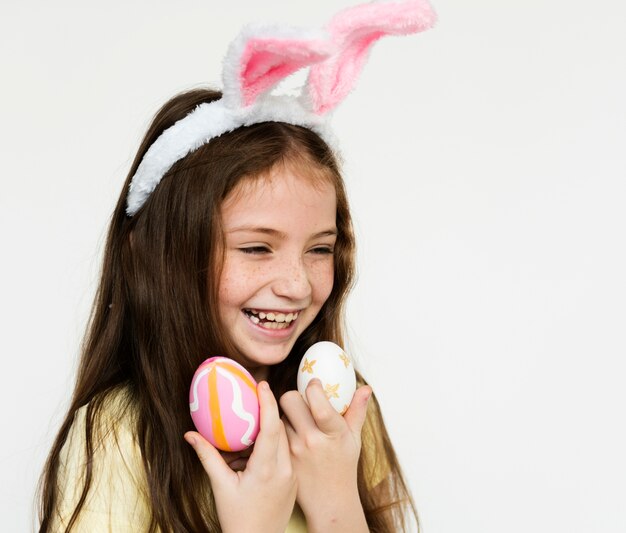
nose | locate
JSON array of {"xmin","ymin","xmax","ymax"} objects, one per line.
[{"xmin": 271, "ymin": 255, "xmax": 312, "ymax": 303}]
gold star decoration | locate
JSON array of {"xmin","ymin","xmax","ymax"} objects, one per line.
[
  {"xmin": 301, "ymin": 358, "xmax": 316, "ymax": 374},
  {"xmin": 339, "ymin": 351, "xmax": 351, "ymax": 368},
  {"xmin": 324, "ymin": 383, "xmax": 340, "ymax": 399}
]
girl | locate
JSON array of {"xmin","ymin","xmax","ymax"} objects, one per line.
[{"xmin": 38, "ymin": 2, "xmax": 435, "ymax": 531}]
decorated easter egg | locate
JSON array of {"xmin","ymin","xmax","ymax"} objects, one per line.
[
  {"xmin": 189, "ymin": 356, "xmax": 260, "ymax": 452},
  {"xmin": 297, "ymin": 341, "xmax": 357, "ymax": 415}
]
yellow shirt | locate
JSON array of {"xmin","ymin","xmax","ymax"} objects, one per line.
[{"xmin": 52, "ymin": 389, "xmax": 386, "ymax": 532}]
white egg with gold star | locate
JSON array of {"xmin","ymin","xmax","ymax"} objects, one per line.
[{"xmin": 297, "ymin": 341, "xmax": 357, "ymax": 415}]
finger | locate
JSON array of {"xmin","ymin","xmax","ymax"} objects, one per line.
[
  {"xmin": 184, "ymin": 431, "xmax": 235, "ymax": 485},
  {"xmin": 282, "ymin": 415, "xmax": 296, "ymax": 442},
  {"xmin": 282, "ymin": 415, "xmax": 307, "ymax": 462},
  {"xmin": 305, "ymin": 378, "xmax": 344, "ymax": 435},
  {"xmin": 275, "ymin": 419, "xmax": 293, "ymax": 472},
  {"xmin": 279, "ymin": 389, "xmax": 317, "ymax": 435},
  {"xmin": 343, "ymin": 385, "xmax": 372, "ymax": 438},
  {"xmin": 246, "ymin": 381, "xmax": 281, "ymax": 469}
]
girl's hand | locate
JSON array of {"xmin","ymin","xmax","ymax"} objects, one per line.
[
  {"xmin": 185, "ymin": 381, "xmax": 296, "ymax": 533},
  {"xmin": 279, "ymin": 380, "xmax": 372, "ymax": 532}
]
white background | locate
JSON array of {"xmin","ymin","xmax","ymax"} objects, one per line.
[{"xmin": 1, "ymin": 1, "xmax": 625, "ymax": 532}]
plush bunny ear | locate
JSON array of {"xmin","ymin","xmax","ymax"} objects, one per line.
[
  {"xmin": 307, "ymin": 0, "xmax": 436, "ymax": 115},
  {"xmin": 221, "ymin": 25, "xmax": 334, "ymax": 109}
]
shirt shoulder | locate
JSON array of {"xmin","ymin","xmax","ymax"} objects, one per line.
[{"xmin": 53, "ymin": 387, "xmax": 152, "ymax": 532}]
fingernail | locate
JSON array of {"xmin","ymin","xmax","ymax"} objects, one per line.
[
  {"xmin": 259, "ymin": 381, "xmax": 269, "ymax": 391},
  {"xmin": 184, "ymin": 433, "xmax": 196, "ymax": 446},
  {"xmin": 309, "ymin": 378, "xmax": 322, "ymax": 387}
]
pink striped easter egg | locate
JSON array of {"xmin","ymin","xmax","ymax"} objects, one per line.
[{"xmin": 189, "ymin": 356, "xmax": 260, "ymax": 452}]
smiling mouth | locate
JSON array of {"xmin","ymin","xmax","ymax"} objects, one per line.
[{"xmin": 242, "ymin": 308, "xmax": 300, "ymax": 330}]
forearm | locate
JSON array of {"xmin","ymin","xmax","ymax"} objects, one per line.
[{"xmin": 303, "ymin": 490, "xmax": 369, "ymax": 533}]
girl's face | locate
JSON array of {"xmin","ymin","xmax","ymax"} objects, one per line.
[{"xmin": 218, "ymin": 164, "xmax": 337, "ymax": 381}]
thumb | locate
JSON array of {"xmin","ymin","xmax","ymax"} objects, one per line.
[
  {"xmin": 343, "ymin": 386, "xmax": 372, "ymax": 438},
  {"xmin": 184, "ymin": 431, "xmax": 235, "ymax": 486}
]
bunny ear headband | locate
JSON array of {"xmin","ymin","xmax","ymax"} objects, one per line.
[{"xmin": 126, "ymin": 0, "xmax": 436, "ymax": 216}]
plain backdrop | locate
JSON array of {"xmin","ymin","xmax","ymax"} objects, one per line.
[{"xmin": 1, "ymin": 1, "xmax": 625, "ymax": 532}]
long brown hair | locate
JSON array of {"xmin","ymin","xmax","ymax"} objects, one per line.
[{"xmin": 38, "ymin": 88, "xmax": 418, "ymax": 532}]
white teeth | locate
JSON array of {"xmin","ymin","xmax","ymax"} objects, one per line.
[
  {"xmin": 263, "ymin": 322, "xmax": 288, "ymax": 329},
  {"xmin": 244, "ymin": 309, "xmax": 299, "ymax": 326},
  {"xmin": 248, "ymin": 317, "xmax": 289, "ymax": 330}
]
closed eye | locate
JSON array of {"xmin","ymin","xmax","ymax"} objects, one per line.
[
  {"xmin": 239, "ymin": 246, "xmax": 271, "ymax": 255},
  {"xmin": 310, "ymin": 246, "xmax": 334, "ymax": 255}
]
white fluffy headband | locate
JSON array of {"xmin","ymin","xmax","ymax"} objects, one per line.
[{"xmin": 126, "ymin": 0, "xmax": 436, "ymax": 216}]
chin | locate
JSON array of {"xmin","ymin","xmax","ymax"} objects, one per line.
[{"xmin": 250, "ymin": 343, "xmax": 295, "ymax": 366}]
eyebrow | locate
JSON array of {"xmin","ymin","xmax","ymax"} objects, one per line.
[{"xmin": 227, "ymin": 226, "xmax": 337, "ymax": 239}]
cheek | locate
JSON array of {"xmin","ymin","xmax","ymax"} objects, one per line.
[
  {"xmin": 311, "ymin": 260, "xmax": 335, "ymax": 304},
  {"xmin": 217, "ymin": 274, "xmax": 235, "ymax": 309},
  {"xmin": 218, "ymin": 259, "xmax": 266, "ymax": 308},
  {"xmin": 217, "ymin": 259, "xmax": 244, "ymax": 309}
]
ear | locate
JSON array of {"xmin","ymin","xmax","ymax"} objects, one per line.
[
  {"xmin": 221, "ymin": 25, "xmax": 335, "ymax": 109},
  {"xmin": 307, "ymin": 0, "xmax": 437, "ymax": 115}
]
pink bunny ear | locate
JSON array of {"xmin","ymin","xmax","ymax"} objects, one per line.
[
  {"xmin": 308, "ymin": 0, "xmax": 436, "ymax": 115},
  {"xmin": 222, "ymin": 27, "xmax": 334, "ymax": 108}
]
